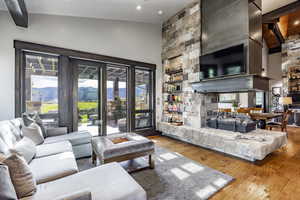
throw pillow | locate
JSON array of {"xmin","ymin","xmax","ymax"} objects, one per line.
[
  {"xmin": 22, "ymin": 113, "xmax": 35, "ymax": 127},
  {"xmin": 32, "ymin": 113, "xmax": 47, "ymax": 138},
  {"xmin": 0, "ymin": 164, "xmax": 18, "ymax": 200},
  {"xmin": 10, "ymin": 137, "xmax": 36, "ymax": 163},
  {"xmin": 22, "ymin": 123, "xmax": 44, "ymax": 145},
  {"xmin": 22, "ymin": 112, "xmax": 47, "ymax": 138},
  {"xmin": 3, "ymin": 153, "xmax": 37, "ymax": 198},
  {"xmin": 0, "ymin": 153, "xmax": 6, "ymax": 162}
]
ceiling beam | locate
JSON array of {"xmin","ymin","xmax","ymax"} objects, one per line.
[
  {"xmin": 272, "ymin": 23, "xmax": 285, "ymax": 44},
  {"xmin": 4, "ymin": 0, "xmax": 28, "ymax": 28},
  {"xmin": 263, "ymin": 1, "xmax": 300, "ymax": 23}
]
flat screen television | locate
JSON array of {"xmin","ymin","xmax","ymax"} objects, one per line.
[{"xmin": 200, "ymin": 44, "xmax": 245, "ymax": 80}]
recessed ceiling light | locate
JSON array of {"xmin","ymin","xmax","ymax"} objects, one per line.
[
  {"xmin": 136, "ymin": 5, "xmax": 142, "ymax": 11},
  {"xmin": 294, "ymin": 20, "xmax": 300, "ymax": 26},
  {"xmin": 158, "ymin": 10, "xmax": 163, "ymax": 15}
]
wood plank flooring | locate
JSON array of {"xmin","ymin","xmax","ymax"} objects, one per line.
[{"xmin": 148, "ymin": 127, "xmax": 300, "ymax": 200}]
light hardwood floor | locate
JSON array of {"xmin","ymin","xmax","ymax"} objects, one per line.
[{"xmin": 149, "ymin": 127, "xmax": 300, "ymax": 200}]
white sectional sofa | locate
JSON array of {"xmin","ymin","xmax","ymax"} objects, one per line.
[{"xmin": 0, "ymin": 118, "xmax": 146, "ymax": 200}]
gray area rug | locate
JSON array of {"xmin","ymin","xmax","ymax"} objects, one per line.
[{"xmin": 77, "ymin": 146, "xmax": 234, "ymax": 200}]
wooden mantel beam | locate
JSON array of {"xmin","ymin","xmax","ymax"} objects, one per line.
[{"xmin": 4, "ymin": 0, "xmax": 28, "ymax": 28}]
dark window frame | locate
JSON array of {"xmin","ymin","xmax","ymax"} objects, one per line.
[
  {"xmin": 22, "ymin": 51, "xmax": 60, "ymax": 124},
  {"xmin": 134, "ymin": 67, "xmax": 155, "ymax": 130},
  {"xmin": 14, "ymin": 40, "xmax": 156, "ymax": 133}
]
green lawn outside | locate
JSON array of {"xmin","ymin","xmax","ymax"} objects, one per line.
[{"xmin": 41, "ymin": 102, "xmax": 98, "ymax": 114}]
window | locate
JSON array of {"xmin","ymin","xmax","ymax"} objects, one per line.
[
  {"xmin": 24, "ymin": 53, "xmax": 59, "ymax": 126},
  {"xmin": 135, "ymin": 69, "xmax": 153, "ymax": 129}
]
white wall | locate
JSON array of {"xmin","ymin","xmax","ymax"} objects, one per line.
[{"xmin": 0, "ymin": 11, "xmax": 162, "ymax": 121}]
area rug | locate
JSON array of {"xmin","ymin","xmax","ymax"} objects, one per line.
[{"xmin": 77, "ymin": 146, "xmax": 234, "ymax": 200}]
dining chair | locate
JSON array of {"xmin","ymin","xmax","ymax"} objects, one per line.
[{"xmin": 266, "ymin": 110, "xmax": 292, "ymax": 133}]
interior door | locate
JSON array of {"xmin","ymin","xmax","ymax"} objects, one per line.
[{"xmin": 72, "ymin": 59, "xmax": 103, "ymax": 136}]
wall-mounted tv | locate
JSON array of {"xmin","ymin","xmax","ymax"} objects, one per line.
[{"xmin": 200, "ymin": 44, "xmax": 245, "ymax": 80}]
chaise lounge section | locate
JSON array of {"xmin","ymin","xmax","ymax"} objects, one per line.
[
  {"xmin": 22, "ymin": 162, "xmax": 146, "ymax": 200},
  {"xmin": 0, "ymin": 118, "xmax": 147, "ymax": 200}
]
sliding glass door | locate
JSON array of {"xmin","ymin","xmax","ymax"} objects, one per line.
[
  {"xmin": 72, "ymin": 60, "xmax": 102, "ymax": 136},
  {"xmin": 72, "ymin": 61, "xmax": 131, "ymax": 136},
  {"xmin": 106, "ymin": 65, "xmax": 128, "ymax": 134}
]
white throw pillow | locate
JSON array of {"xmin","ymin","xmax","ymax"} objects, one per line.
[
  {"xmin": 10, "ymin": 137, "xmax": 36, "ymax": 163},
  {"xmin": 22, "ymin": 123, "xmax": 44, "ymax": 145}
]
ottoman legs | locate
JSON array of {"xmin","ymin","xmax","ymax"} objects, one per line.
[
  {"xmin": 92, "ymin": 151, "xmax": 97, "ymax": 165},
  {"xmin": 149, "ymin": 154, "xmax": 155, "ymax": 169}
]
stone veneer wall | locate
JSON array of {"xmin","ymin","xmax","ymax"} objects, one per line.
[
  {"xmin": 161, "ymin": 0, "xmax": 218, "ymax": 128},
  {"xmin": 282, "ymin": 34, "xmax": 300, "ymax": 97}
]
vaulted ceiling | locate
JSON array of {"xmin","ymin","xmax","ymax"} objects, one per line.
[
  {"xmin": 262, "ymin": 0, "xmax": 297, "ymax": 14},
  {"xmin": 0, "ymin": 0, "xmax": 297, "ymax": 24},
  {"xmin": 263, "ymin": 0, "xmax": 300, "ymax": 53},
  {"xmin": 0, "ymin": 0, "xmax": 195, "ymax": 24}
]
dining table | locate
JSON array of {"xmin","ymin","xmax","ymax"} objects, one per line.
[{"xmin": 249, "ymin": 113, "xmax": 284, "ymax": 129}]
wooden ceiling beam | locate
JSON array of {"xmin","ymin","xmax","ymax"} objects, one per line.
[
  {"xmin": 4, "ymin": 0, "xmax": 28, "ymax": 28},
  {"xmin": 263, "ymin": 1, "xmax": 300, "ymax": 23},
  {"xmin": 272, "ymin": 23, "xmax": 285, "ymax": 44}
]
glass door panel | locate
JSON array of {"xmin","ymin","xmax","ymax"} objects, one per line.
[
  {"xmin": 106, "ymin": 66, "xmax": 128, "ymax": 134},
  {"xmin": 135, "ymin": 69, "xmax": 152, "ymax": 129},
  {"xmin": 135, "ymin": 69, "xmax": 150, "ymax": 111},
  {"xmin": 75, "ymin": 61, "xmax": 101, "ymax": 136},
  {"xmin": 24, "ymin": 53, "xmax": 59, "ymax": 127}
]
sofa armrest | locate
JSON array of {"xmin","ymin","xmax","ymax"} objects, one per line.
[
  {"xmin": 46, "ymin": 127, "xmax": 68, "ymax": 137},
  {"xmin": 54, "ymin": 189, "xmax": 92, "ymax": 200}
]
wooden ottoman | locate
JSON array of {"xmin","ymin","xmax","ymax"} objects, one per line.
[{"xmin": 91, "ymin": 133, "xmax": 155, "ymax": 169}]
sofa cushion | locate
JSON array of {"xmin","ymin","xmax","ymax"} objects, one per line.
[
  {"xmin": 10, "ymin": 137, "xmax": 36, "ymax": 163},
  {"xmin": 0, "ymin": 121, "xmax": 21, "ymax": 152},
  {"xmin": 44, "ymin": 131, "xmax": 92, "ymax": 146},
  {"xmin": 0, "ymin": 164, "xmax": 18, "ymax": 200},
  {"xmin": 53, "ymin": 189, "xmax": 92, "ymax": 200},
  {"xmin": 3, "ymin": 153, "xmax": 37, "ymax": 198},
  {"xmin": 9, "ymin": 118, "xmax": 23, "ymax": 140},
  {"xmin": 21, "ymin": 162, "xmax": 146, "ymax": 200},
  {"xmin": 0, "ymin": 137, "xmax": 10, "ymax": 155},
  {"xmin": 35, "ymin": 141, "xmax": 73, "ymax": 158},
  {"xmin": 29, "ymin": 152, "xmax": 78, "ymax": 184},
  {"xmin": 22, "ymin": 123, "xmax": 44, "ymax": 145}
]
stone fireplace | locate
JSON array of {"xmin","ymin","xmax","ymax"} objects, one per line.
[{"xmin": 160, "ymin": 0, "xmax": 268, "ymax": 130}]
